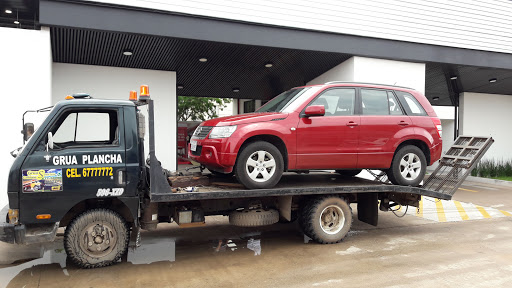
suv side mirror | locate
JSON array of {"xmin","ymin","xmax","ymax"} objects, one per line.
[
  {"xmin": 21, "ymin": 123, "xmax": 34, "ymax": 142},
  {"xmin": 304, "ymin": 105, "xmax": 325, "ymax": 117}
]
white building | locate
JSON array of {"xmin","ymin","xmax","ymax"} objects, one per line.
[{"xmin": 2, "ymin": 0, "xmax": 512, "ymax": 206}]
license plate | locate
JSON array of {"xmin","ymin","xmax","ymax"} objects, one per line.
[{"xmin": 190, "ymin": 140, "xmax": 197, "ymax": 152}]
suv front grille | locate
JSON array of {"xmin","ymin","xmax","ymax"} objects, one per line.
[{"xmin": 192, "ymin": 126, "xmax": 213, "ymax": 139}]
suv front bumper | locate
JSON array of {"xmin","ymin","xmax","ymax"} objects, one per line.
[{"xmin": 188, "ymin": 138, "xmax": 238, "ymax": 173}]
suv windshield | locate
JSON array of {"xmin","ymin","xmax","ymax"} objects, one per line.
[{"xmin": 257, "ymin": 88, "xmax": 310, "ymax": 113}]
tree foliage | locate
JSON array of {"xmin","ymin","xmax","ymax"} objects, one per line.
[{"xmin": 177, "ymin": 96, "xmax": 232, "ymax": 122}]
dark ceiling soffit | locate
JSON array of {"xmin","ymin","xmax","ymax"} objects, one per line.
[{"xmin": 40, "ymin": 0, "xmax": 512, "ymax": 70}]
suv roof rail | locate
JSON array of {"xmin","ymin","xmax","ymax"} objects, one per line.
[{"xmin": 323, "ymin": 81, "xmax": 415, "ymax": 90}]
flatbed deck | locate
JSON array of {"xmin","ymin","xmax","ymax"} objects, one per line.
[{"xmin": 150, "ymin": 172, "xmax": 451, "ymax": 202}]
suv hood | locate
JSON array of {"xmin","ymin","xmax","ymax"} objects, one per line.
[{"xmin": 201, "ymin": 112, "xmax": 288, "ymax": 126}]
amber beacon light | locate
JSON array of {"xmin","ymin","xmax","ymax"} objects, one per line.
[
  {"xmin": 129, "ymin": 90, "xmax": 138, "ymax": 102},
  {"xmin": 139, "ymin": 84, "xmax": 150, "ymax": 101}
]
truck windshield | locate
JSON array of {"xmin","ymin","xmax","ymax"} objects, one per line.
[{"xmin": 257, "ymin": 88, "xmax": 310, "ymax": 113}]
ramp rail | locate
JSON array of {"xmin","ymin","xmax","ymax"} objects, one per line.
[{"xmin": 422, "ymin": 136, "xmax": 494, "ymax": 196}]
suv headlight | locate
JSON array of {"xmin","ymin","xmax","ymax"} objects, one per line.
[{"xmin": 209, "ymin": 126, "xmax": 237, "ymax": 139}]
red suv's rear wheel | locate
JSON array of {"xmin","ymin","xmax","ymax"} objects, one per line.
[
  {"xmin": 235, "ymin": 141, "xmax": 284, "ymax": 189},
  {"xmin": 388, "ymin": 145, "xmax": 426, "ymax": 186}
]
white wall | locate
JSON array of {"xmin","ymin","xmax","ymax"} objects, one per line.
[
  {"xmin": 0, "ymin": 27, "xmax": 52, "ymax": 208},
  {"xmin": 87, "ymin": 0, "xmax": 512, "ymax": 54},
  {"xmin": 308, "ymin": 56, "xmax": 425, "ymax": 94},
  {"xmin": 440, "ymin": 119, "xmax": 455, "ymax": 155},
  {"xmin": 52, "ymin": 63, "xmax": 177, "ymax": 170},
  {"xmin": 307, "ymin": 58, "xmax": 355, "ymax": 85},
  {"xmin": 216, "ymin": 99, "xmax": 234, "ymax": 118},
  {"xmin": 460, "ymin": 92, "xmax": 512, "ymax": 161}
]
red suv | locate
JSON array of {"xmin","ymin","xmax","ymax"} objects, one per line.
[{"xmin": 188, "ymin": 82, "xmax": 442, "ymax": 189}]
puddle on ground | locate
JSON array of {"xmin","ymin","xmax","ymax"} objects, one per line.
[
  {"xmin": 126, "ymin": 239, "xmax": 176, "ymax": 265},
  {"xmin": 0, "ymin": 247, "xmax": 67, "ymax": 288},
  {"xmin": 212, "ymin": 235, "xmax": 262, "ymax": 256}
]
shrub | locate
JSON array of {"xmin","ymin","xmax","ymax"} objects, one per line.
[{"xmin": 472, "ymin": 159, "xmax": 512, "ymax": 178}]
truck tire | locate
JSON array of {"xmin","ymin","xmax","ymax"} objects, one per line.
[
  {"xmin": 235, "ymin": 141, "xmax": 284, "ymax": 189},
  {"xmin": 387, "ymin": 145, "xmax": 426, "ymax": 186},
  {"xmin": 64, "ymin": 209, "xmax": 129, "ymax": 268},
  {"xmin": 229, "ymin": 209, "xmax": 279, "ymax": 227},
  {"xmin": 335, "ymin": 169, "xmax": 362, "ymax": 177},
  {"xmin": 299, "ymin": 196, "xmax": 352, "ymax": 244}
]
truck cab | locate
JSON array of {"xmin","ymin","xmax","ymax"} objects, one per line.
[{"xmin": 3, "ymin": 98, "xmax": 142, "ymax": 247}]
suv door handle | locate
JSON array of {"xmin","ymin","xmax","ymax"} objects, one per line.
[
  {"xmin": 346, "ymin": 121, "xmax": 358, "ymax": 127},
  {"xmin": 398, "ymin": 121, "xmax": 409, "ymax": 126}
]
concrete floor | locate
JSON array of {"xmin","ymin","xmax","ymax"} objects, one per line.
[{"xmin": 1, "ymin": 180, "xmax": 512, "ymax": 287}]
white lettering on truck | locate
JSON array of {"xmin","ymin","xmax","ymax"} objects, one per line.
[
  {"xmin": 52, "ymin": 154, "xmax": 122, "ymax": 166},
  {"xmin": 83, "ymin": 154, "xmax": 122, "ymax": 165},
  {"xmin": 96, "ymin": 188, "xmax": 124, "ymax": 197}
]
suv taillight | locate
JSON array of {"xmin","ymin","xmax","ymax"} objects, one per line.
[{"xmin": 431, "ymin": 117, "xmax": 442, "ymax": 137}]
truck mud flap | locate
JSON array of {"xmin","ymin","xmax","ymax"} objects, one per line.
[{"xmin": 357, "ymin": 193, "xmax": 378, "ymax": 226}]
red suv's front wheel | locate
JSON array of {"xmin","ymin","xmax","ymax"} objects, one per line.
[{"xmin": 235, "ymin": 141, "xmax": 284, "ymax": 189}]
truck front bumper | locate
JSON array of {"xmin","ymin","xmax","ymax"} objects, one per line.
[
  {"xmin": 0, "ymin": 205, "xmax": 15, "ymax": 244},
  {"xmin": 0, "ymin": 205, "xmax": 59, "ymax": 245}
]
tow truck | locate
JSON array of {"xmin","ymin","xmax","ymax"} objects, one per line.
[{"xmin": 0, "ymin": 85, "xmax": 493, "ymax": 268}]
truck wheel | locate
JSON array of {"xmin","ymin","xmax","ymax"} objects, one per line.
[
  {"xmin": 299, "ymin": 196, "xmax": 352, "ymax": 244},
  {"xmin": 64, "ymin": 209, "xmax": 129, "ymax": 268},
  {"xmin": 235, "ymin": 141, "xmax": 284, "ymax": 189},
  {"xmin": 388, "ymin": 145, "xmax": 426, "ymax": 186},
  {"xmin": 229, "ymin": 208, "xmax": 279, "ymax": 227},
  {"xmin": 335, "ymin": 169, "xmax": 362, "ymax": 177}
]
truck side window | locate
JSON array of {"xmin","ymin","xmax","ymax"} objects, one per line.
[{"xmin": 50, "ymin": 110, "xmax": 118, "ymax": 148}]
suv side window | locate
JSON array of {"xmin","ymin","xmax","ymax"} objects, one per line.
[
  {"xmin": 387, "ymin": 91, "xmax": 404, "ymax": 115},
  {"xmin": 394, "ymin": 91, "xmax": 427, "ymax": 116},
  {"xmin": 361, "ymin": 89, "xmax": 389, "ymax": 115},
  {"xmin": 308, "ymin": 88, "xmax": 355, "ymax": 116},
  {"xmin": 50, "ymin": 110, "xmax": 119, "ymax": 149}
]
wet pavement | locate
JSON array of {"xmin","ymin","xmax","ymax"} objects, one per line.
[{"xmin": 2, "ymin": 179, "xmax": 512, "ymax": 287}]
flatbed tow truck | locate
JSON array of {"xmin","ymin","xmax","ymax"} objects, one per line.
[{"xmin": 0, "ymin": 86, "xmax": 493, "ymax": 268}]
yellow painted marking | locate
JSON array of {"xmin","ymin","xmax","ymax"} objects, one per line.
[
  {"xmin": 417, "ymin": 197, "xmax": 423, "ymax": 217},
  {"xmin": 435, "ymin": 200, "xmax": 447, "ymax": 222},
  {"xmin": 500, "ymin": 210, "xmax": 512, "ymax": 217},
  {"xmin": 453, "ymin": 201, "xmax": 469, "ymax": 220},
  {"xmin": 475, "ymin": 206, "xmax": 491, "ymax": 218},
  {"xmin": 458, "ymin": 187, "xmax": 479, "ymax": 193}
]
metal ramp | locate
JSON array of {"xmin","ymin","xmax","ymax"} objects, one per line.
[{"xmin": 422, "ymin": 136, "xmax": 494, "ymax": 197}]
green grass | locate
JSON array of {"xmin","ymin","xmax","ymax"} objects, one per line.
[{"xmin": 492, "ymin": 176, "xmax": 512, "ymax": 181}]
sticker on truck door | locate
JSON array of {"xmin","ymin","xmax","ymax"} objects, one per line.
[{"xmin": 22, "ymin": 169, "xmax": 63, "ymax": 192}]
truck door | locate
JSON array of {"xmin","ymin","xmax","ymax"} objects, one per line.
[{"xmin": 19, "ymin": 107, "xmax": 127, "ymax": 224}]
